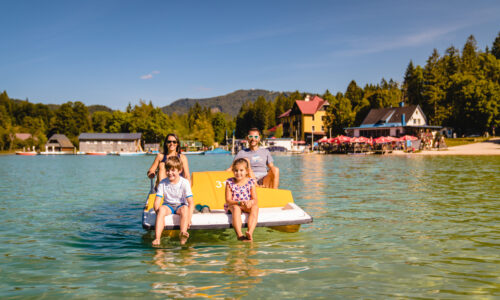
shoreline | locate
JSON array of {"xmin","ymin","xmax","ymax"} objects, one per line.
[{"xmin": 393, "ymin": 137, "xmax": 500, "ymax": 156}]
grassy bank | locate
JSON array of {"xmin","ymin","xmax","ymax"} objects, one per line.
[
  {"xmin": 0, "ymin": 150, "xmax": 16, "ymax": 155},
  {"xmin": 445, "ymin": 137, "xmax": 490, "ymax": 147}
]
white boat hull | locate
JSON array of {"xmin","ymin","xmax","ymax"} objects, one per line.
[{"xmin": 142, "ymin": 202, "xmax": 312, "ymax": 231}]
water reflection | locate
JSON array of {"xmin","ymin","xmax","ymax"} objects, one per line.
[{"xmin": 150, "ymin": 243, "xmax": 264, "ymax": 298}]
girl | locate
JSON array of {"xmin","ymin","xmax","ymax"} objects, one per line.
[
  {"xmin": 225, "ymin": 158, "xmax": 259, "ymax": 241},
  {"xmin": 147, "ymin": 133, "xmax": 191, "ymax": 184}
]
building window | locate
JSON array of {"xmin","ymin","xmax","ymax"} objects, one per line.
[
  {"xmin": 312, "ymin": 115, "xmax": 315, "ymax": 121},
  {"xmin": 312, "ymin": 125, "xmax": 315, "ymax": 132},
  {"xmin": 414, "ymin": 119, "xmax": 417, "ymax": 124},
  {"xmin": 321, "ymin": 126, "xmax": 324, "ymax": 131}
]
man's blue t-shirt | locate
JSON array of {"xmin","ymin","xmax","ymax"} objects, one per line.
[{"xmin": 234, "ymin": 148, "xmax": 273, "ymax": 179}]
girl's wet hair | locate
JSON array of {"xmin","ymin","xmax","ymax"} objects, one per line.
[{"xmin": 232, "ymin": 158, "xmax": 249, "ymax": 171}]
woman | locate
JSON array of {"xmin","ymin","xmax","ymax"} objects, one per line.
[{"xmin": 147, "ymin": 133, "xmax": 191, "ymax": 183}]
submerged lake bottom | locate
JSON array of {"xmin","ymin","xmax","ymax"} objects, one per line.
[{"xmin": 0, "ymin": 154, "xmax": 499, "ymax": 298}]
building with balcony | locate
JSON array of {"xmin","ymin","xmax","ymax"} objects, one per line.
[
  {"xmin": 345, "ymin": 102, "xmax": 441, "ymax": 137},
  {"xmin": 278, "ymin": 95, "xmax": 329, "ymax": 143}
]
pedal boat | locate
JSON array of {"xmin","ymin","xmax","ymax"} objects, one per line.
[{"xmin": 142, "ymin": 171, "xmax": 313, "ymax": 233}]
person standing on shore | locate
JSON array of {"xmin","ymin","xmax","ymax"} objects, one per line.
[{"xmin": 226, "ymin": 128, "xmax": 279, "ymax": 189}]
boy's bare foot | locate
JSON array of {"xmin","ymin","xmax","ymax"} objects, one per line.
[
  {"xmin": 245, "ymin": 231, "xmax": 253, "ymax": 241},
  {"xmin": 179, "ymin": 231, "xmax": 189, "ymax": 245},
  {"xmin": 237, "ymin": 235, "xmax": 247, "ymax": 241},
  {"xmin": 152, "ymin": 239, "xmax": 161, "ymax": 246}
]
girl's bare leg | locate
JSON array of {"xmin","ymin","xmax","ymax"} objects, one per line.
[
  {"xmin": 153, "ymin": 206, "xmax": 170, "ymax": 246},
  {"xmin": 245, "ymin": 205, "xmax": 259, "ymax": 241},
  {"xmin": 230, "ymin": 206, "xmax": 245, "ymax": 240}
]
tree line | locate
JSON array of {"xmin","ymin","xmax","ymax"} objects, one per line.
[
  {"xmin": 0, "ymin": 95, "xmax": 237, "ymax": 150},
  {"xmin": 1, "ymin": 32, "xmax": 498, "ymax": 151},
  {"xmin": 324, "ymin": 33, "xmax": 499, "ymax": 137}
]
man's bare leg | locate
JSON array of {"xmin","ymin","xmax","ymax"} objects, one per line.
[{"xmin": 262, "ymin": 166, "xmax": 279, "ymax": 189}]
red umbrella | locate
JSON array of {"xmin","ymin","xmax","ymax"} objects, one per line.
[
  {"xmin": 317, "ymin": 136, "xmax": 328, "ymax": 143},
  {"xmin": 350, "ymin": 137, "xmax": 360, "ymax": 143},
  {"xmin": 385, "ymin": 136, "xmax": 399, "ymax": 142},
  {"xmin": 373, "ymin": 136, "xmax": 390, "ymax": 143},
  {"xmin": 350, "ymin": 136, "xmax": 369, "ymax": 143},
  {"xmin": 399, "ymin": 135, "xmax": 418, "ymax": 141},
  {"xmin": 332, "ymin": 135, "xmax": 351, "ymax": 144}
]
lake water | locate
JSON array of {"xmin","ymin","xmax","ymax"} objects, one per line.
[{"xmin": 0, "ymin": 154, "xmax": 499, "ymax": 298}]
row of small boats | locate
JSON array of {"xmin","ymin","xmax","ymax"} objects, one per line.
[{"xmin": 15, "ymin": 148, "xmax": 233, "ymax": 156}]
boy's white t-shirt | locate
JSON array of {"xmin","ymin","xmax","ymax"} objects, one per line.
[{"xmin": 156, "ymin": 177, "xmax": 193, "ymax": 206}]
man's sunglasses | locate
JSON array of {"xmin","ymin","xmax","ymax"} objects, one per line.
[
  {"xmin": 166, "ymin": 140, "xmax": 178, "ymax": 144},
  {"xmin": 247, "ymin": 135, "xmax": 259, "ymax": 139}
]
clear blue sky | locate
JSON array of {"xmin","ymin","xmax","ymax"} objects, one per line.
[{"xmin": 1, "ymin": 0, "xmax": 499, "ymax": 110}]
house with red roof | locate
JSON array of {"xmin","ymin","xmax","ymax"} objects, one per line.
[
  {"xmin": 344, "ymin": 102, "xmax": 441, "ymax": 138},
  {"xmin": 278, "ymin": 95, "xmax": 329, "ymax": 142}
]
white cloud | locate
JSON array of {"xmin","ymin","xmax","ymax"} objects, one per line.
[{"xmin": 140, "ymin": 71, "xmax": 160, "ymax": 80}]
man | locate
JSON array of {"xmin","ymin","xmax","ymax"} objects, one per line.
[{"xmin": 226, "ymin": 128, "xmax": 279, "ymax": 189}]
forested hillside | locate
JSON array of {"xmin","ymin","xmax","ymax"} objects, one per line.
[
  {"xmin": 1, "ymin": 33, "xmax": 498, "ymax": 151},
  {"xmin": 161, "ymin": 89, "xmax": 293, "ymax": 117}
]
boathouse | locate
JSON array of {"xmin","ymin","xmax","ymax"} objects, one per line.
[
  {"xmin": 345, "ymin": 102, "xmax": 441, "ymax": 138},
  {"xmin": 45, "ymin": 134, "xmax": 75, "ymax": 153},
  {"xmin": 78, "ymin": 133, "xmax": 142, "ymax": 153},
  {"xmin": 279, "ymin": 95, "xmax": 329, "ymax": 143}
]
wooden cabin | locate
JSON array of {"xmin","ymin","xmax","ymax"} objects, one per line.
[{"xmin": 78, "ymin": 133, "xmax": 142, "ymax": 153}]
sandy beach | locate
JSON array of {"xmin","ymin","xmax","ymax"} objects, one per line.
[{"xmin": 394, "ymin": 137, "xmax": 500, "ymax": 155}]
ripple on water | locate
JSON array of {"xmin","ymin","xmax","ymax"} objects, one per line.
[{"xmin": 0, "ymin": 154, "xmax": 499, "ymax": 298}]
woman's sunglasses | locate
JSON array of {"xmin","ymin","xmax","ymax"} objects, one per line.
[
  {"xmin": 166, "ymin": 140, "xmax": 178, "ymax": 144},
  {"xmin": 247, "ymin": 135, "xmax": 259, "ymax": 139}
]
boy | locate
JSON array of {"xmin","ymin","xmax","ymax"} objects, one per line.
[{"xmin": 152, "ymin": 156, "xmax": 194, "ymax": 246}]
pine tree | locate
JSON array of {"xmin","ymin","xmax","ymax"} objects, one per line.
[
  {"xmin": 345, "ymin": 80, "xmax": 364, "ymax": 108},
  {"xmin": 491, "ymin": 31, "xmax": 500, "ymax": 59},
  {"xmin": 462, "ymin": 35, "xmax": 478, "ymax": 74}
]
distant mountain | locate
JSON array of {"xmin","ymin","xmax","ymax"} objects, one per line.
[
  {"xmin": 88, "ymin": 105, "xmax": 113, "ymax": 114},
  {"xmin": 161, "ymin": 89, "xmax": 293, "ymax": 117}
]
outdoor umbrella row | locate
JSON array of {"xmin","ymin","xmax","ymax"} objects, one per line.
[{"xmin": 318, "ymin": 135, "xmax": 418, "ymax": 144}]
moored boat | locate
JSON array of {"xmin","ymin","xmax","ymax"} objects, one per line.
[
  {"xmin": 183, "ymin": 151, "xmax": 204, "ymax": 155},
  {"xmin": 15, "ymin": 151, "xmax": 38, "ymax": 156},
  {"xmin": 118, "ymin": 152, "xmax": 146, "ymax": 156},
  {"xmin": 142, "ymin": 171, "xmax": 313, "ymax": 232},
  {"xmin": 203, "ymin": 148, "xmax": 231, "ymax": 155},
  {"xmin": 86, "ymin": 152, "xmax": 108, "ymax": 156}
]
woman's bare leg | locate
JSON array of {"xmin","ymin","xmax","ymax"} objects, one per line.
[{"xmin": 158, "ymin": 162, "xmax": 167, "ymax": 182}]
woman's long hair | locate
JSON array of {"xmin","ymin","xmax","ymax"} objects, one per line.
[{"xmin": 162, "ymin": 133, "xmax": 181, "ymax": 155}]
